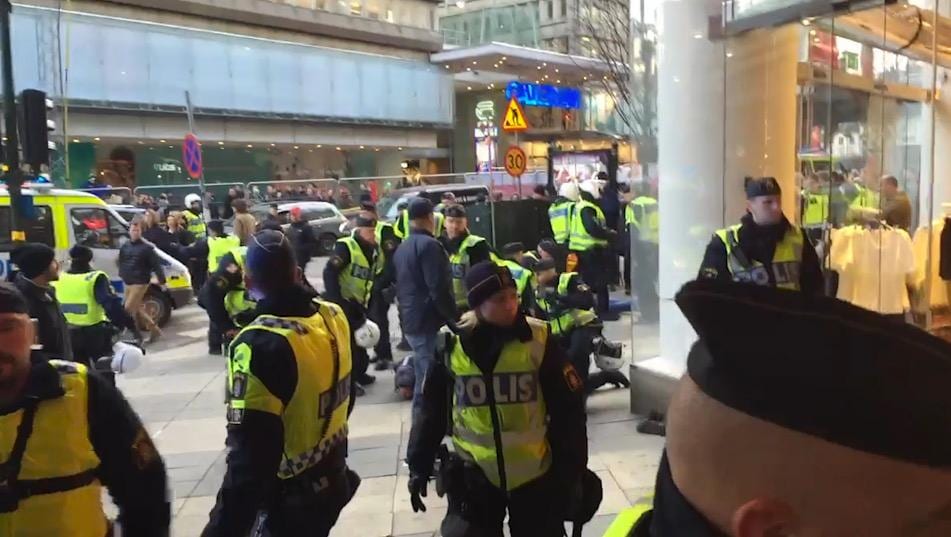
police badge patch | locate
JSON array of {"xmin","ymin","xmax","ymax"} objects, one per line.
[{"xmin": 563, "ymin": 363, "xmax": 583, "ymax": 392}]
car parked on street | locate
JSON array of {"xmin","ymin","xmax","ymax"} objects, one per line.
[{"xmin": 249, "ymin": 201, "xmax": 347, "ymax": 255}]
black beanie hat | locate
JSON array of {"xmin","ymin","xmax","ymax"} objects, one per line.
[
  {"xmin": 744, "ymin": 176, "xmax": 782, "ymax": 199},
  {"xmin": 207, "ymin": 220, "xmax": 225, "ymax": 235},
  {"xmin": 465, "ymin": 261, "xmax": 516, "ymax": 309},
  {"xmin": 12, "ymin": 243, "xmax": 56, "ymax": 279},
  {"xmin": 69, "ymin": 245, "xmax": 94, "ymax": 264}
]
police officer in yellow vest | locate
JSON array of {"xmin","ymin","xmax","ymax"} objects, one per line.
[
  {"xmin": 198, "ymin": 220, "xmax": 241, "ymax": 355},
  {"xmin": 198, "ymin": 245, "xmax": 257, "ymax": 355},
  {"xmin": 54, "ymin": 245, "xmax": 143, "ymax": 365},
  {"xmin": 406, "ymin": 261, "xmax": 588, "ymax": 537},
  {"xmin": 570, "ymin": 179, "xmax": 618, "ymax": 320},
  {"xmin": 395, "ymin": 200, "xmax": 445, "ymax": 240},
  {"xmin": 698, "ymin": 177, "xmax": 823, "ymax": 295},
  {"xmin": 605, "ymin": 279, "xmax": 951, "ymax": 537},
  {"xmin": 361, "ymin": 201, "xmax": 401, "ymax": 371},
  {"xmin": 0, "ymin": 281, "xmax": 170, "ymax": 536},
  {"xmin": 183, "ymin": 193, "xmax": 207, "ymax": 240},
  {"xmin": 625, "ymin": 184, "xmax": 660, "ymax": 323},
  {"xmin": 323, "ymin": 213, "xmax": 381, "ymax": 395},
  {"xmin": 441, "ymin": 204, "xmax": 493, "ymax": 315},
  {"xmin": 800, "ymin": 175, "xmax": 829, "ymax": 244},
  {"xmin": 202, "ymin": 230, "xmax": 360, "ymax": 537},
  {"xmin": 548, "ymin": 181, "xmax": 579, "ymax": 247}
]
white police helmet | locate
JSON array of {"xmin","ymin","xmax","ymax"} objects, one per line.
[
  {"xmin": 111, "ymin": 341, "xmax": 144, "ymax": 374},
  {"xmin": 354, "ymin": 319, "xmax": 381, "ymax": 348},
  {"xmin": 184, "ymin": 193, "xmax": 202, "ymax": 207},
  {"xmin": 558, "ymin": 181, "xmax": 580, "ymax": 202},
  {"xmin": 579, "ymin": 179, "xmax": 605, "ymax": 199},
  {"xmin": 593, "ymin": 337, "xmax": 626, "ymax": 371}
]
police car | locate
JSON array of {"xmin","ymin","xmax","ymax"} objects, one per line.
[{"xmin": 0, "ymin": 183, "xmax": 193, "ymax": 326}]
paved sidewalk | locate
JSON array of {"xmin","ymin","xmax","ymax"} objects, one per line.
[{"xmin": 112, "ymin": 264, "xmax": 663, "ymax": 536}]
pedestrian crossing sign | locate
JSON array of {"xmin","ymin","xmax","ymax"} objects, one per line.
[{"xmin": 502, "ymin": 97, "xmax": 529, "ymax": 132}]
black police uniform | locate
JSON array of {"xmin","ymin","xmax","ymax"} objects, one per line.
[
  {"xmin": 697, "ymin": 214, "xmax": 823, "ymax": 295},
  {"xmin": 64, "ymin": 264, "xmax": 140, "ymax": 366},
  {"xmin": 406, "ymin": 314, "xmax": 588, "ymax": 537},
  {"xmin": 202, "ymin": 287, "xmax": 358, "ymax": 536},
  {"xmin": 322, "ymin": 235, "xmax": 376, "ymax": 386},
  {"xmin": 368, "ymin": 222, "xmax": 400, "ymax": 367},
  {"xmin": 1, "ymin": 357, "xmax": 170, "ymax": 535},
  {"xmin": 573, "ymin": 192, "xmax": 616, "ymax": 316},
  {"xmin": 199, "ymin": 251, "xmax": 257, "ymax": 351}
]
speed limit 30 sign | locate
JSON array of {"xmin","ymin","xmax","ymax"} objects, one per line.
[{"xmin": 504, "ymin": 146, "xmax": 527, "ymax": 177}]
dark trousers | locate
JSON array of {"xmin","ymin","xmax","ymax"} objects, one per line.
[
  {"xmin": 190, "ymin": 259, "xmax": 208, "ymax": 293},
  {"xmin": 69, "ymin": 323, "xmax": 115, "ymax": 368},
  {"xmin": 209, "ymin": 319, "xmax": 223, "ymax": 353},
  {"xmin": 577, "ymin": 248, "xmax": 610, "ymax": 314},
  {"xmin": 257, "ymin": 468, "xmax": 360, "ymax": 537},
  {"xmin": 442, "ymin": 470, "xmax": 564, "ymax": 537},
  {"xmin": 368, "ymin": 290, "xmax": 392, "ymax": 362},
  {"xmin": 564, "ymin": 325, "xmax": 599, "ymax": 386},
  {"xmin": 633, "ymin": 241, "xmax": 659, "ymax": 323},
  {"xmin": 623, "ymin": 241, "xmax": 632, "ymax": 293}
]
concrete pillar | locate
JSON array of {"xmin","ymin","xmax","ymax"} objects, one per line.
[{"xmin": 630, "ymin": 5, "xmax": 801, "ymax": 414}]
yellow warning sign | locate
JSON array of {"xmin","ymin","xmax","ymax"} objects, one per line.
[{"xmin": 502, "ymin": 97, "xmax": 528, "ymax": 132}]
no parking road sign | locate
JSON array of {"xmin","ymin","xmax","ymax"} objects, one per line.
[{"xmin": 182, "ymin": 133, "xmax": 203, "ymax": 180}]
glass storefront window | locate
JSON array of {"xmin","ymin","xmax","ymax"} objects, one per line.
[{"xmin": 626, "ymin": 0, "xmax": 946, "ymax": 390}]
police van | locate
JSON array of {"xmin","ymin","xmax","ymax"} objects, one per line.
[{"xmin": 0, "ymin": 184, "xmax": 192, "ymax": 326}]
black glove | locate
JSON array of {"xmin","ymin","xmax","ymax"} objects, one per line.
[
  {"xmin": 381, "ymin": 285, "xmax": 397, "ymax": 305},
  {"xmin": 408, "ymin": 474, "xmax": 428, "ymax": 513}
]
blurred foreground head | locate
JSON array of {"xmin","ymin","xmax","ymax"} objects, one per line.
[
  {"xmin": 666, "ymin": 281, "xmax": 951, "ymax": 537},
  {"xmin": 246, "ymin": 230, "xmax": 299, "ymax": 294}
]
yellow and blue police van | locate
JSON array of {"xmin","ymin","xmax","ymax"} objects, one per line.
[{"xmin": 0, "ymin": 183, "xmax": 192, "ymax": 326}]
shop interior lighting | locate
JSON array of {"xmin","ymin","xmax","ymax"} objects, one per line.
[
  {"xmin": 218, "ymin": 141, "xmax": 224, "ymax": 145},
  {"xmin": 247, "ymin": 144, "xmax": 253, "ymax": 148},
  {"xmin": 159, "ymin": 139, "xmax": 166, "ymax": 143},
  {"xmin": 317, "ymin": 144, "xmax": 323, "ymax": 148},
  {"xmin": 270, "ymin": 143, "xmax": 276, "ymax": 147},
  {"xmin": 137, "ymin": 141, "xmax": 144, "ymax": 144},
  {"xmin": 72, "ymin": 138, "xmax": 79, "ymax": 143},
  {"xmin": 693, "ymin": 32, "xmax": 703, "ymax": 39},
  {"xmin": 467, "ymin": 86, "xmax": 472, "ymax": 90},
  {"xmin": 359, "ymin": 145, "xmax": 365, "ymax": 149},
  {"xmin": 398, "ymin": 147, "xmax": 403, "ymax": 151},
  {"xmin": 93, "ymin": 137, "xmax": 100, "ymax": 141},
  {"xmin": 293, "ymin": 145, "xmax": 299, "ymax": 149},
  {"xmin": 336, "ymin": 146, "xmax": 342, "ymax": 151}
]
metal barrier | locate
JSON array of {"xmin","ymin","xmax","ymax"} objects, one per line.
[
  {"xmin": 132, "ymin": 182, "xmax": 246, "ymax": 218},
  {"xmin": 244, "ymin": 178, "xmax": 340, "ymax": 204},
  {"xmin": 77, "ymin": 186, "xmax": 134, "ymax": 205}
]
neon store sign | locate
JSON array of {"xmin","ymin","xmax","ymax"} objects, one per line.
[{"xmin": 505, "ymin": 81, "xmax": 582, "ymax": 109}]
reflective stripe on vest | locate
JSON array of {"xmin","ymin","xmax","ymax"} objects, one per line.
[
  {"xmin": 207, "ymin": 235, "xmax": 241, "ymax": 270},
  {"xmin": 568, "ymin": 200, "xmax": 608, "ymax": 251},
  {"xmin": 223, "ymin": 246, "xmax": 256, "ymax": 324},
  {"xmin": 337, "ymin": 236, "xmax": 375, "ymax": 307},
  {"xmin": 184, "ymin": 210, "xmax": 206, "ymax": 239},
  {"xmin": 394, "ymin": 210, "xmax": 409, "ymax": 240},
  {"xmin": 548, "ymin": 201, "xmax": 573, "ymax": 244},
  {"xmin": 52, "ymin": 271, "xmax": 107, "ymax": 327},
  {"xmin": 449, "ymin": 317, "xmax": 551, "ymax": 491},
  {"xmin": 714, "ymin": 224, "xmax": 804, "ymax": 291},
  {"xmin": 227, "ymin": 301, "xmax": 352, "ymax": 479},
  {"xmin": 435, "ymin": 212, "xmax": 445, "ymax": 237},
  {"xmin": 0, "ymin": 360, "xmax": 109, "ymax": 537},
  {"xmin": 628, "ymin": 197, "xmax": 659, "ymax": 244},
  {"xmin": 534, "ymin": 272, "xmax": 597, "ymax": 335},
  {"xmin": 603, "ymin": 500, "xmax": 654, "ymax": 537},
  {"xmin": 802, "ymin": 193, "xmax": 829, "ymax": 227},
  {"xmin": 449, "ymin": 234, "xmax": 488, "ymax": 308}
]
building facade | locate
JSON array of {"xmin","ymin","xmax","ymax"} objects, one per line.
[{"xmin": 14, "ymin": 0, "xmax": 453, "ymax": 188}]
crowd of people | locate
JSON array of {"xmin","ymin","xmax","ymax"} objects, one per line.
[{"xmin": 4, "ymin": 172, "xmax": 951, "ymax": 537}]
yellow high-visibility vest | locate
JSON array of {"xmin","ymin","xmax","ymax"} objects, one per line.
[
  {"xmin": 603, "ymin": 498, "xmax": 654, "ymax": 537},
  {"xmin": 184, "ymin": 209, "xmax": 206, "ymax": 240},
  {"xmin": 534, "ymin": 272, "xmax": 597, "ymax": 335},
  {"xmin": 626, "ymin": 197, "xmax": 659, "ymax": 244},
  {"xmin": 448, "ymin": 317, "xmax": 551, "ymax": 491},
  {"xmin": 337, "ymin": 236, "xmax": 375, "ymax": 307},
  {"xmin": 714, "ymin": 224, "xmax": 804, "ymax": 291},
  {"xmin": 449, "ymin": 234, "xmax": 489, "ymax": 309},
  {"xmin": 548, "ymin": 200, "xmax": 574, "ymax": 244},
  {"xmin": 0, "ymin": 361, "xmax": 109, "ymax": 537},
  {"xmin": 802, "ymin": 192, "xmax": 829, "ymax": 227},
  {"xmin": 207, "ymin": 235, "xmax": 241, "ymax": 271},
  {"xmin": 227, "ymin": 301, "xmax": 352, "ymax": 479},
  {"xmin": 568, "ymin": 200, "xmax": 608, "ymax": 251},
  {"xmin": 52, "ymin": 271, "xmax": 108, "ymax": 327}
]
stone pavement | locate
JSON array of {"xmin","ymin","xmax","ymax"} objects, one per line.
[{"xmin": 112, "ymin": 262, "xmax": 663, "ymax": 537}]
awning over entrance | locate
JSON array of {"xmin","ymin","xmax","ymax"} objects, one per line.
[{"xmin": 431, "ymin": 42, "xmax": 612, "ymax": 90}]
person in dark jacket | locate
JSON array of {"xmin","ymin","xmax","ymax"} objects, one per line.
[
  {"xmin": 202, "ymin": 230, "xmax": 359, "ymax": 537},
  {"xmin": 119, "ymin": 217, "xmax": 167, "ymax": 343},
  {"xmin": 406, "ymin": 261, "xmax": 587, "ymax": 537},
  {"xmin": 393, "ymin": 197, "xmax": 457, "ymax": 416},
  {"xmin": 286, "ymin": 206, "xmax": 319, "ymax": 274},
  {"xmin": 166, "ymin": 211, "xmax": 194, "ymax": 263},
  {"xmin": 0, "ymin": 282, "xmax": 169, "ymax": 536},
  {"xmin": 143, "ymin": 214, "xmax": 176, "ymax": 259},
  {"xmin": 56, "ymin": 245, "xmax": 142, "ymax": 366},
  {"xmin": 11, "ymin": 242, "xmax": 72, "ymax": 362},
  {"xmin": 697, "ymin": 177, "xmax": 822, "ymax": 295},
  {"xmin": 260, "ymin": 203, "xmax": 283, "ymax": 232}
]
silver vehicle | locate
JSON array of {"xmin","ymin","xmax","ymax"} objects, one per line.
[{"xmin": 251, "ymin": 201, "xmax": 347, "ymax": 255}]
